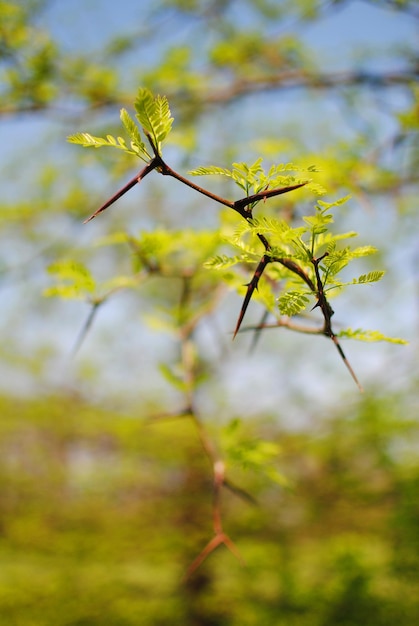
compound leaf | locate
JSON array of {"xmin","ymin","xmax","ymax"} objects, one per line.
[
  {"xmin": 278, "ymin": 290, "xmax": 310, "ymax": 316},
  {"xmin": 120, "ymin": 108, "xmax": 151, "ymax": 161},
  {"xmin": 134, "ymin": 88, "xmax": 173, "ymax": 153},
  {"xmin": 44, "ymin": 260, "xmax": 95, "ymax": 300},
  {"xmin": 338, "ymin": 328, "xmax": 408, "ymax": 344},
  {"xmin": 352, "ymin": 270, "xmax": 385, "ymax": 284}
]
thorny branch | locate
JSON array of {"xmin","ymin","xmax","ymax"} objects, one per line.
[
  {"xmin": 84, "ymin": 131, "xmax": 362, "ymax": 388},
  {"xmin": 82, "ymin": 130, "xmax": 363, "ymax": 574}
]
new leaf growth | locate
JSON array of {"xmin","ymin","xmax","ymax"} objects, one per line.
[{"xmin": 65, "ymin": 88, "xmax": 406, "ymax": 389}]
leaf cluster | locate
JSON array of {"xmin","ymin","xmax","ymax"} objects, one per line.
[
  {"xmin": 212, "ymin": 196, "xmax": 387, "ymax": 317},
  {"xmin": 67, "ymin": 88, "xmax": 173, "ymax": 161},
  {"xmin": 190, "ymin": 158, "xmax": 324, "ymax": 207},
  {"xmin": 44, "ymin": 259, "xmax": 137, "ymax": 303}
]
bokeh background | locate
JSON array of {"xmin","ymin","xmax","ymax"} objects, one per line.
[{"xmin": 1, "ymin": 1, "xmax": 418, "ymax": 623}]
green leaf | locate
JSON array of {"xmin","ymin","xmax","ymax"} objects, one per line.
[
  {"xmin": 190, "ymin": 160, "xmax": 266, "ymax": 194},
  {"xmin": 231, "ymin": 158, "xmax": 264, "ymax": 193},
  {"xmin": 190, "ymin": 159, "xmax": 312, "ymax": 197},
  {"xmin": 44, "ymin": 261, "xmax": 95, "ymax": 300},
  {"xmin": 316, "ymin": 194, "xmax": 351, "ymax": 211},
  {"xmin": 253, "ymin": 277, "xmax": 276, "ymax": 312},
  {"xmin": 306, "ymin": 182, "xmax": 327, "ymax": 195},
  {"xmin": 352, "ymin": 270, "xmax": 385, "ymax": 284},
  {"xmin": 67, "ymin": 132, "xmax": 138, "ymax": 156},
  {"xmin": 158, "ymin": 363, "xmax": 187, "ymax": 392},
  {"xmin": 248, "ymin": 216, "xmax": 306, "ymax": 241},
  {"xmin": 223, "ymin": 229, "xmax": 261, "ymax": 258},
  {"xmin": 338, "ymin": 328, "xmax": 408, "ymax": 344},
  {"xmin": 43, "ymin": 284, "xmax": 89, "ymax": 300},
  {"xmin": 95, "ymin": 232, "xmax": 130, "ymax": 247},
  {"xmin": 322, "ymin": 247, "xmax": 351, "ymax": 276},
  {"xmin": 264, "ymin": 465, "xmax": 290, "ymax": 487},
  {"xmin": 101, "ymin": 275, "xmax": 139, "ymax": 291},
  {"xmin": 278, "ymin": 290, "xmax": 310, "ymax": 316},
  {"xmin": 222, "ymin": 419, "xmax": 281, "ymax": 472},
  {"xmin": 189, "ymin": 165, "xmax": 233, "ymax": 177},
  {"xmin": 323, "ymin": 232, "xmax": 358, "ymax": 249},
  {"xmin": 134, "ymin": 88, "xmax": 173, "ymax": 153},
  {"xmin": 204, "ymin": 254, "xmax": 244, "ymax": 270},
  {"xmin": 221, "ymin": 419, "xmax": 286, "ymax": 484},
  {"xmin": 119, "ymin": 108, "xmax": 151, "ymax": 161},
  {"xmin": 351, "ymin": 245, "xmax": 378, "ymax": 257},
  {"xmin": 303, "ymin": 211, "xmax": 334, "ymax": 235}
]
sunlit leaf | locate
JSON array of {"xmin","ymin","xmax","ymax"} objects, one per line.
[
  {"xmin": 120, "ymin": 108, "xmax": 151, "ymax": 161},
  {"xmin": 67, "ymin": 132, "xmax": 138, "ymax": 156},
  {"xmin": 316, "ymin": 195, "xmax": 351, "ymax": 210},
  {"xmin": 134, "ymin": 88, "xmax": 173, "ymax": 153},
  {"xmin": 189, "ymin": 165, "xmax": 233, "ymax": 177},
  {"xmin": 45, "ymin": 261, "xmax": 95, "ymax": 300},
  {"xmin": 278, "ymin": 290, "xmax": 310, "ymax": 316},
  {"xmin": 158, "ymin": 363, "xmax": 187, "ymax": 392},
  {"xmin": 204, "ymin": 254, "xmax": 244, "ymax": 270},
  {"xmin": 352, "ymin": 271, "xmax": 385, "ymax": 284},
  {"xmin": 338, "ymin": 328, "xmax": 408, "ymax": 344}
]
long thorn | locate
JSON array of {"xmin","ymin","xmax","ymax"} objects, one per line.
[
  {"xmin": 71, "ymin": 301, "xmax": 100, "ymax": 356},
  {"xmin": 331, "ymin": 335, "xmax": 363, "ymax": 392},
  {"xmin": 83, "ymin": 159, "xmax": 159, "ymax": 223},
  {"xmin": 233, "ymin": 255, "xmax": 270, "ymax": 339},
  {"xmin": 83, "ymin": 173, "xmax": 139, "ymax": 223},
  {"xmin": 235, "ymin": 181, "xmax": 308, "ymax": 213}
]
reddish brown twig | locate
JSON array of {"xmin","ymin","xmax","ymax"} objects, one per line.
[
  {"xmin": 83, "ymin": 157, "xmax": 161, "ymax": 222},
  {"xmin": 183, "ymin": 459, "xmax": 245, "ymax": 580}
]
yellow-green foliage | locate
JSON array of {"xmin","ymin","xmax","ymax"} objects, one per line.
[{"xmin": 1, "ymin": 393, "xmax": 419, "ymax": 625}]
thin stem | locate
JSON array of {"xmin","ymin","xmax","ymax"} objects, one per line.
[
  {"xmin": 176, "ymin": 276, "xmax": 245, "ymax": 577},
  {"xmin": 159, "ymin": 161, "xmax": 235, "ymax": 210},
  {"xmin": 239, "ymin": 319, "xmax": 330, "ymax": 336}
]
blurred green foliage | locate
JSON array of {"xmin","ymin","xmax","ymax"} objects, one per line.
[{"xmin": 0, "ymin": 392, "xmax": 418, "ymax": 624}]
